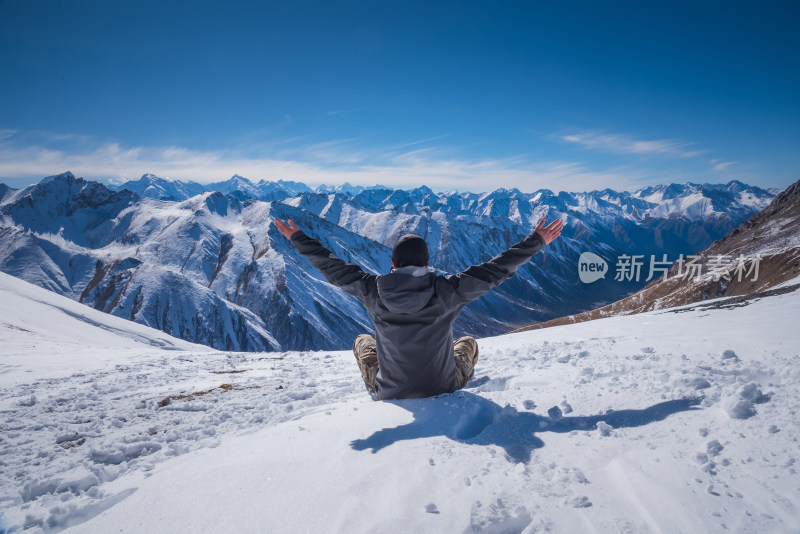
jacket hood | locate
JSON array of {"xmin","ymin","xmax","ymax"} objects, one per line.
[{"xmin": 377, "ymin": 269, "xmax": 435, "ymax": 314}]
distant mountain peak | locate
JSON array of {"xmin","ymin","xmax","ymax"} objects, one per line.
[
  {"xmin": 39, "ymin": 171, "xmax": 75, "ymax": 184},
  {"xmin": 412, "ymin": 185, "xmax": 434, "ymax": 195}
]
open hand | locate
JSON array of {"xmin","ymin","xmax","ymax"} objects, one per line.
[
  {"xmin": 534, "ymin": 217, "xmax": 564, "ymax": 245},
  {"xmin": 274, "ymin": 218, "xmax": 301, "ymax": 240}
]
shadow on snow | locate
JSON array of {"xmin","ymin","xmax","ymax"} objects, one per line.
[{"xmin": 350, "ymin": 390, "xmax": 701, "ymax": 463}]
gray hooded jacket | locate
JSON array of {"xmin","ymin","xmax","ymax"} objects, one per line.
[{"xmin": 290, "ymin": 230, "xmax": 546, "ymax": 400}]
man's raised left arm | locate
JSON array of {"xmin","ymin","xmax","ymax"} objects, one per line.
[{"xmin": 274, "ymin": 218, "xmax": 376, "ymax": 303}]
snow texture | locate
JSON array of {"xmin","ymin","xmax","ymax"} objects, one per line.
[{"xmin": 0, "ymin": 273, "xmax": 798, "ymax": 533}]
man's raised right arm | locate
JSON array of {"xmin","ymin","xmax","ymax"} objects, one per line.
[{"xmin": 444, "ymin": 217, "xmax": 563, "ymax": 305}]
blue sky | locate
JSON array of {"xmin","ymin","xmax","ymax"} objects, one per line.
[{"xmin": 0, "ymin": 0, "xmax": 798, "ymax": 192}]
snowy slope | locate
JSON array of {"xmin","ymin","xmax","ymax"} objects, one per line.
[
  {"xmin": 1, "ymin": 273, "xmax": 798, "ymax": 533},
  {"xmin": 0, "ymin": 272, "xmax": 208, "ymax": 388}
]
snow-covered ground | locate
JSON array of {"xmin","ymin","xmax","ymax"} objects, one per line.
[
  {"xmin": 0, "ymin": 273, "xmax": 210, "ymax": 389},
  {"xmin": 1, "ymin": 271, "xmax": 799, "ymax": 533}
]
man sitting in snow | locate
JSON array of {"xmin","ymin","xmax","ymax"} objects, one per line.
[{"xmin": 274, "ymin": 216, "xmax": 563, "ymax": 400}]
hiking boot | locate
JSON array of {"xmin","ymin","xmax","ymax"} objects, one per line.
[
  {"xmin": 353, "ymin": 334, "xmax": 379, "ymax": 393},
  {"xmin": 453, "ymin": 336, "xmax": 479, "ymax": 389}
]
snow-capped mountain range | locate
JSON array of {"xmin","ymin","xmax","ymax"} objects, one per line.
[
  {"xmin": 518, "ymin": 177, "xmax": 800, "ymax": 331},
  {"xmin": 0, "ymin": 172, "xmax": 776, "ymax": 352},
  {"xmin": 113, "ymin": 174, "xmax": 406, "ymax": 201}
]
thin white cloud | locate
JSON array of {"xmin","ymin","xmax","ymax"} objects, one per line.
[
  {"xmin": 272, "ymin": 138, "xmax": 369, "ymax": 165},
  {"xmin": 389, "ymin": 134, "xmax": 451, "ymax": 151},
  {"xmin": 0, "ymin": 134, "xmax": 670, "ymax": 193},
  {"xmin": 713, "ymin": 160, "xmax": 737, "ymax": 171},
  {"xmin": 0, "ymin": 129, "xmax": 17, "ymax": 141},
  {"xmin": 324, "ymin": 108, "xmax": 367, "ymax": 116},
  {"xmin": 561, "ymin": 130, "xmax": 707, "ymax": 159}
]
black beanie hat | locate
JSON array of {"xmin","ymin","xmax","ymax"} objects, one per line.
[{"xmin": 391, "ymin": 234, "xmax": 429, "ymax": 267}]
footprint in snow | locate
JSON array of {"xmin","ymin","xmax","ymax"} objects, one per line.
[
  {"xmin": 596, "ymin": 421, "xmax": 613, "ymax": 437},
  {"xmin": 425, "ymin": 503, "xmax": 440, "ymax": 514},
  {"xmin": 547, "ymin": 406, "xmax": 563, "ymax": 420},
  {"xmin": 568, "ymin": 495, "xmax": 593, "ymax": 508}
]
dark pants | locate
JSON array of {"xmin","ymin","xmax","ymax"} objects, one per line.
[{"xmin": 352, "ymin": 334, "xmax": 479, "ymax": 394}]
